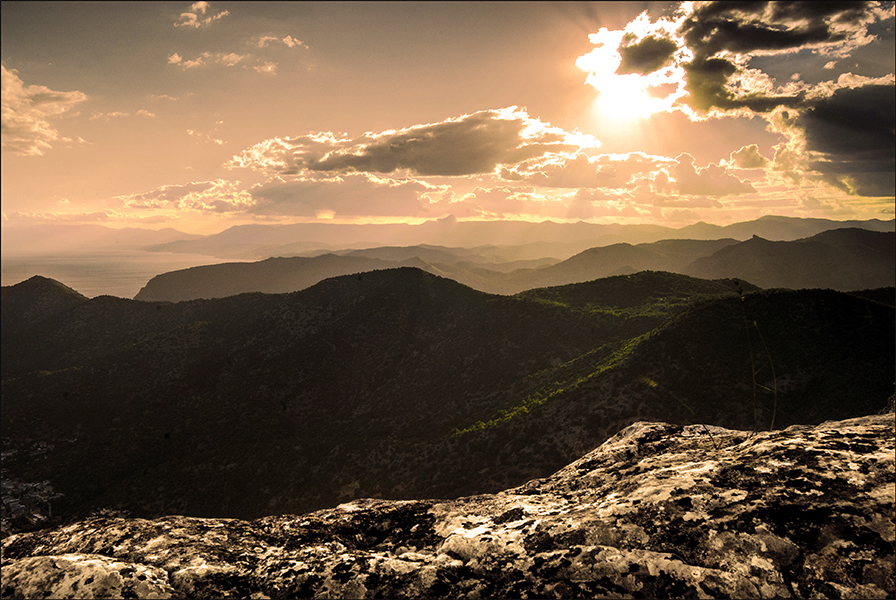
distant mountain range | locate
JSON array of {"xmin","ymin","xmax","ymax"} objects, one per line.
[
  {"xmin": 3, "ymin": 215, "xmax": 892, "ymax": 258},
  {"xmin": 3, "ymin": 269, "xmax": 893, "ymax": 529},
  {"xmin": 140, "ymin": 215, "xmax": 894, "ymax": 259},
  {"xmin": 135, "ymin": 228, "xmax": 895, "ymax": 301},
  {"xmin": 0, "ymin": 224, "xmax": 202, "ymax": 255}
]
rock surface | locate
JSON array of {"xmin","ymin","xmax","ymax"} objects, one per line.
[{"xmin": 2, "ymin": 413, "xmax": 893, "ymax": 599}]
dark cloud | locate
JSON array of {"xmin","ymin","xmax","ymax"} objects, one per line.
[
  {"xmin": 675, "ymin": 1, "xmax": 887, "ymax": 114},
  {"xmin": 729, "ymin": 144, "xmax": 771, "ymax": 169},
  {"xmin": 680, "ymin": 1, "xmax": 875, "ymax": 60},
  {"xmin": 800, "ymin": 83, "xmax": 896, "ymax": 196},
  {"xmin": 231, "ymin": 108, "xmax": 595, "ymax": 178},
  {"xmin": 309, "ymin": 112, "xmax": 548, "ymax": 176},
  {"xmin": 617, "ymin": 35, "xmax": 679, "ymax": 75},
  {"xmin": 683, "ymin": 57, "xmax": 805, "ymax": 113}
]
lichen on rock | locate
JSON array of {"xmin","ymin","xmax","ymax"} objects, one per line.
[{"xmin": 2, "ymin": 413, "xmax": 893, "ymax": 598}]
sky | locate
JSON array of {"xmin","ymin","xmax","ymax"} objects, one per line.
[{"xmin": 2, "ymin": 1, "xmax": 894, "ymax": 235}]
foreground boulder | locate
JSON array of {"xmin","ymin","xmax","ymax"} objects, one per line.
[{"xmin": 2, "ymin": 413, "xmax": 893, "ymax": 599}]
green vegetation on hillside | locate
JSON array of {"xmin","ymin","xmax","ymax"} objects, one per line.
[{"xmin": 2, "ymin": 269, "xmax": 893, "ymax": 535}]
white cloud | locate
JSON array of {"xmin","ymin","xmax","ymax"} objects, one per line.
[
  {"xmin": 257, "ymin": 35, "xmax": 308, "ymax": 49},
  {"xmin": 281, "ymin": 36, "xmax": 307, "ymax": 49},
  {"xmin": 186, "ymin": 129, "xmax": 225, "ymax": 145},
  {"xmin": 175, "ymin": 1, "xmax": 229, "ymax": 28},
  {"xmin": 119, "ymin": 180, "xmax": 252, "ymax": 213},
  {"xmin": 253, "ymin": 61, "xmax": 278, "ymax": 74},
  {"xmin": 667, "ymin": 153, "xmax": 756, "ymax": 197},
  {"xmin": 502, "ymin": 151, "xmax": 673, "ymax": 190},
  {"xmin": 1, "ymin": 66, "xmax": 87, "ymax": 155},
  {"xmin": 168, "ymin": 51, "xmax": 273, "ymax": 72},
  {"xmin": 218, "ymin": 53, "xmax": 245, "ymax": 67}
]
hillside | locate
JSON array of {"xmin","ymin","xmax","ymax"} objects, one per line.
[
  {"xmin": 685, "ymin": 229, "xmax": 895, "ymax": 290},
  {"xmin": 0, "ymin": 276, "xmax": 89, "ymax": 337},
  {"xmin": 2, "ymin": 269, "xmax": 893, "ymax": 534},
  {"xmin": 133, "ymin": 254, "xmax": 393, "ymax": 301}
]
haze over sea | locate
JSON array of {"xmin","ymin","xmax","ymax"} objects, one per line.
[{"xmin": 0, "ymin": 251, "xmax": 242, "ymax": 299}]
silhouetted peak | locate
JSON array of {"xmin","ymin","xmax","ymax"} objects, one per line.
[
  {"xmin": 4, "ymin": 275, "xmax": 87, "ymax": 300},
  {"xmin": 1, "ymin": 276, "xmax": 89, "ymax": 335}
]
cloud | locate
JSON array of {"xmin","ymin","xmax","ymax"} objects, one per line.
[
  {"xmin": 500, "ymin": 150, "xmax": 753, "ymax": 199},
  {"xmin": 88, "ymin": 110, "xmax": 156, "ymax": 121},
  {"xmin": 578, "ymin": 2, "xmax": 894, "ymax": 198},
  {"xmin": 229, "ymin": 107, "xmax": 600, "ymax": 177},
  {"xmin": 680, "ymin": 2, "xmax": 886, "ymax": 61},
  {"xmin": 119, "ymin": 180, "xmax": 253, "ymax": 213},
  {"xmin": 677, "ymin": 1, "xmax": 892, "ymax": 114},
  {"xmin": 168, "ymin": 51, "xmax": 275, "ymax": 72},
  {"xmin": 617, "ymin": 35, "xmax": 679, "ymax": 75},
  {"xmin": 281, "ymin": 36, "xmax": 307, "ymax": 49},
  {"xmin": 248, "ymin": 174, "xmax": 436, "ymax": 218},
  {"xmin": 256, "ymin": 35, "xmax": 308, "ymax": 49},
  {"xmin": 175, "ymin": 1, "xmax": 229, "ymax": 28},
  {"xmin": 218, "ymin": 53, "xmax": 245, "ymax": 67},
  {"xmin": 186, "ymin": 129, "xmax": 225, "ymax": 145},
  {"xmin": 502, "ymin": 151, "xmax": 673, "ymax": 190},
  {"xmin": 4, "ymin": 210, "xmax": 118, "ymax": 223},
  {"xmin": 1, "ymin": 66, "xmax": 87, "ymax": 156},
  {"xmin": 253, "ymin": 62, "xmax": 277, "ymax": 75},
  {"xmin": 728, "ymin": 144, "xmax": 770, "ymax": 170},
  {"xmin": 89, "ymin": 111, "xmax": 129, "ymax": 120},
  {"xmin": 799, "ymin": 83, "xmax": 895, "ymax": 196},
  {"xmin": 579, "ymin": 2, "xmax": 893, "ymax": 118},
  {"xmin": 575, "ymin": 14, "xmax": 689, "ymax": 118},
  {"xmin": 668, "ymin": 153, "xmax": 755, "ymax": 196}
]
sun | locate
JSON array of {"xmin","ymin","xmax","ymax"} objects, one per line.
[
  {"xmin": 576, "ymin": 26, "xmax": 687, "ymax": 122},
  {"xmin": 593, "ymin": 75, "xmax": 663, "ymax": 121}
]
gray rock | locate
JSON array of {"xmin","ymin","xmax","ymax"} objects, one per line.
[{"xmin": 3, "ymin": 413, "xmax": 893, "ymax": 598}]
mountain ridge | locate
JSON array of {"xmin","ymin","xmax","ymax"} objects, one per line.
[
  {"xmin": 3, "ymin": 268, "xmax": 892, "ymax": 530},
  {"xmin": 133, "ymin": 228, "xmax": 895, "ymax": 302}
]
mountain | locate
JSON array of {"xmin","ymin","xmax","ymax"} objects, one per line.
[
  {"xmin": 142, "ymin": 216, "xmax": 895, "ymax": 260},
  {"xmin": 684, "ymin": 229, "xmax": 896, "ymax": 290},
  {"xmin": 0, "ymin": 276, "xmax": 88, "ymax": 336},
  {"xmin": 494, "ymin": 238, "xmax": 741, "ymax": 294},
  {"xmin": 3, "ymin": 412, "xmax": 892, "ymax": 599},
  {"xmin": 142, "ymin": 218, "xmax": 671, "ymax": 259},
  {"xmin": 133, "ymin": 238, "xmax": 740, "ymax": 302},
  {"xmin": 0, "ymin": 224, "xmax": 200, "ymax": 255},
  {"xmin": 2, "ymin": 269, "xmax": 892, "ymax": 532},
  {"xmin": 133, "ymin": 227, "xmax": 891, "ymax": 302},
  {"xmin": 133, "ymin": 254, "xmax": 393, "ymax": 302},
  {"xmin": 675, "ymin": 214, "xmax": 896, "ymax": 241}
]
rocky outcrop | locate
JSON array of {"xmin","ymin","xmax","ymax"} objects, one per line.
[{"xmin": 2, "ymin": 413, "xmax": 893, "ymax": 599}]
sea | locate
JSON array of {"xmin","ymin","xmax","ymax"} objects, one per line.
[{"xmin": 1, "ymin": 251, "xmax": 247, "ymax": 299}]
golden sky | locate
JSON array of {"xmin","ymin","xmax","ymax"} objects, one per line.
[{"xmin": 2, "ymin": 1, "xmax": 894, "ymax": 234}]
